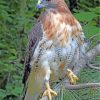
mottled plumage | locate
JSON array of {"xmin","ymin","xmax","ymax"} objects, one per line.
[{"xmin": 23, "ymin": 0, "xmax": 86, "ymax": 100}]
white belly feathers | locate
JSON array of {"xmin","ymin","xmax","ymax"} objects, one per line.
[{"xmin": 30, "ymin": 37, "xmax": 79, "ymax": 79}]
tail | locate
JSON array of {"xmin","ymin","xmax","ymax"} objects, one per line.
[{"xmin": 23, "ymin": 67, "xmax": 45, "ymax": 100}]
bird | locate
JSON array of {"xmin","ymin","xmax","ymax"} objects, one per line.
[{"xmin": 23, "ymin": 0, "xmax": 86, "ymax": 100}]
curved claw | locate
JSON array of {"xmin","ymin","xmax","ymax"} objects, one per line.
[
  {"xmin": 42, "ymin": 83, "xmax": 57, "ymax": 100},
  {"xmin": 43, "ymin": 88, "xmax": 57, "ymax": 100},
  {"xmin": 67, "ymin": 69, "xmax": 79, "ymax": 84}
]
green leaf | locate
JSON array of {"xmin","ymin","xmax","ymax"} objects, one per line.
[
  {"xmin": 83, "ymin": 24, "xmax": 100, "ymax": 37},
  {"xmin": 0, "ymin": 89, "xmax": 7, "ymax": 99},
  {"xmin": 74, "ymin": 12, "xmax": 97, "ymax": 22}
]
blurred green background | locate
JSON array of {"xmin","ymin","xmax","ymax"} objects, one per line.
[{"xmin": 0, "ymin": 0, "xmax": 100, "ymax": 100}]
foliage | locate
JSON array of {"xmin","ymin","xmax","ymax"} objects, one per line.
[
  {"xmin": 0, "ymin": 0, "xmax": 100, "ymax": 100},
  {"xmin": 0, "ymin": 0, "xmax": 37, "ymax": 99}
]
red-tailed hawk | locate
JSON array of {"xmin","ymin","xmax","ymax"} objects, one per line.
[{"xmin": 23, "ymin": 0, "xmax": 86, "ymax": 100}]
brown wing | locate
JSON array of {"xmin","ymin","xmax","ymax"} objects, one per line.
[{"xmin": 22, "ymin": 21, "xmax": 43, "ymax": 85}]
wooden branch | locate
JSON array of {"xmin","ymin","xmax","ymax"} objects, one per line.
[
  {"xmin": 63, "ymin": 82, "xmax": 100, "ymax": 90},
  {"xmin": 87, "ymin": 63, "xmax": 100, "ymax": 70}
]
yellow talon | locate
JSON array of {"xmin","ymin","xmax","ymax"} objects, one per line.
[
  {"xmin": 42, "ymin": 83, "xmax": 57, "ymax": 100},
  {"xmin": 66, "ymin": 69, "xmax": 79, "ymax": 84}
]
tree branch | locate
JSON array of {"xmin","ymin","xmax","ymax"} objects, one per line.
[
  {"xmin": 87, "ymin": 63, "xmax": 100, "ymax": 70},
  {"xmin": 63, "ymin": 82, "xmax": 100, "ymax": 90}
]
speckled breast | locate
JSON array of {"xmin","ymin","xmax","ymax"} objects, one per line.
[{"xmin": 31, "ymin": 38, "xmax": 79, "ymax": 82}]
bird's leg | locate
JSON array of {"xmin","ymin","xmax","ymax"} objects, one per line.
[
  {"xmin": 66, "ymin": 69, "xmax": 79, "ymax": 84},
  {"xmin": 41, "ymin": 65, "xmax": 57, "ymax": 100},
  {"xmin": 43, "ymin": 82, "xmax": 57, "ymax": 100}
]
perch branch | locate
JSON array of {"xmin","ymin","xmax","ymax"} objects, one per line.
[
  {"xmin": 87, "ymin": 63, "xmax": 100, "ymax": 70},
  {"xmin": 63, "ymin": 82, "xmax": 100, "ymax": 90}
]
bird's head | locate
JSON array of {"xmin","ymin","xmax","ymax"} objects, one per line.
[
  {"xmin": 37, "ymin": 0, "xmax": 51, "ymax": 9},
  {"xmin": 37, "ymin": 0, "xmax": 66, "ymax": 9}
]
